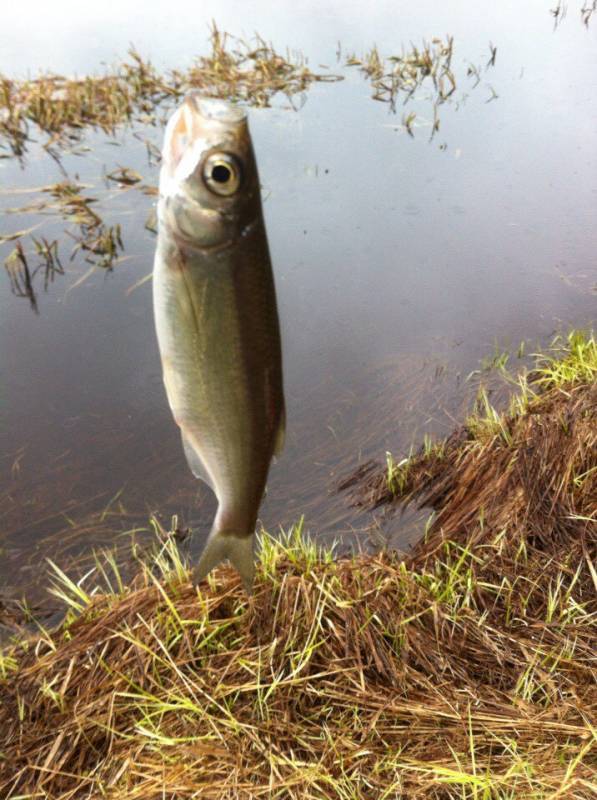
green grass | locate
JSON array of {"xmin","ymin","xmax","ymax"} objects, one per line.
[{"xmin": 533, "ymin": 330, "xmax": 597, "ymax": 387}]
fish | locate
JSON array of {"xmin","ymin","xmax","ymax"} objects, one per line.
[{"xmin": 152, "ymin": 93, "xmax": 285, "ymax": 592}]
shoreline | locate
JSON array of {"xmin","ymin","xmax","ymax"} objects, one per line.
[{"xmin": 1, "ymin": 330, "xmax": 595, "ymax": 798}]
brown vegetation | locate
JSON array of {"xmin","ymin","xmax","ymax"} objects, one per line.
[
  {"xmin": 0, "ymin": 26, "xmax": 340, "ymax": 157},
  {"xmin": 0, "ymin": 334, "xmax": 595, "ymax": 799}
]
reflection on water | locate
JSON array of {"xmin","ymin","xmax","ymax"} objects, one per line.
[{"xmin": 1, "ymin": 1, "xmax": 596, "ymax": 619}]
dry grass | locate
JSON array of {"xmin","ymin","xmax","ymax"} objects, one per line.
[
  {"xmin": 345, "ymin": 37, "xmax": 498, "ymax": 138},
  {"xmin": 552, "ymin": 0, "xmax": 597, "ymax": 28},
  {"xmin": 178, "ymin": 26, "xmax": 341, "ymax": 109},
  {"xmin": 346, "ymin": 37, "xmax": 457, "ymax": 110},
  {"xmin": 1, "ymin": 332, "xmax": 595, "ymax": 799},
  {"xmin": 2, "ymin": 179, "xmax": 126, "ymax": 308},
  {"xmin": 3, "ymin": 237, "xmax": 63, "ymax": 313},
  {"xmin": 0, "ymin": 25, "xmax": 340, "ymax": 157}
]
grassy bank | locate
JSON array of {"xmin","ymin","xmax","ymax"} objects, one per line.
[{"xmin": 1, "ymin": 332, "xmax": 595, "ymax": 799}]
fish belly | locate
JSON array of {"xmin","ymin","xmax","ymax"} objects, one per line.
[{"xmin": 153, "ymin": 226, "xmax": 284, "ymax": 547}]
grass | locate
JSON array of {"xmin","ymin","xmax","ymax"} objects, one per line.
[
  {"xmin": 345, "ymin": 37, "xmax": 498, "ymax": 139},
  {"xmin": 346, "ymin": 37, "xmax": 457, "ymax": 110},
  {"xmin": 1, "ymin": 25, "xmax": 505, "ymax": 157},
  {"xmin": 1, "ymin": 26, "xmax": 508, "ymax": 307},
  {"xmin": 3, "ymin": 235, "xmax": 65, "ymax": 312},
  {"xmin": 347, "ymin": 329, "xmax": 596, "ymax": 506},
  {"xmin": 1, "ymin": 332, "xmax": 595, "ymax": 798},
  {"xmin": 532, "ymin": 330, "xmax": 597, "ymax": 387},
  {"xmin": 2, "ymin": 178, "xmax": 129, "ymax": 308},
  {"xmin": 0, "ymin": 24, "xmax": 341, "ymax": 157},
  {"xmin": 1, "ymin": 24, "xmax": 509, "ymax": 157},
  {"xmin": 2, "ymin": 5, "xmax": 593, "ymax": 158},
  {"xmin": 552, "ymin": 0, "xmax": 597, "ymax": 28}
]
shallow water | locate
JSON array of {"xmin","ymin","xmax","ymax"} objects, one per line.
[{"xmin": 1, "ymin": 1, "xmax": 596, "ymax": 612}]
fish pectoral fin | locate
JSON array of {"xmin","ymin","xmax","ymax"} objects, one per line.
[
  {"xmin": 181, "ymin": 430, "xmax": 215, "ymax": 492},
  {"xmin": 273, "ymin": 404, "xmax": 286, "ymax": 457},
  {"xmin": 192, "ymin": 529, "xmax": 255, "ymax": 594}
]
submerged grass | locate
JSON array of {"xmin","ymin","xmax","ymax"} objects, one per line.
[
  {"xmin": 1, "ymin": 332, "xmax": 595, "ymax": 798},
  {"xmin": 346, "ymin": 37, "xmax": 457, "ymax": 109},
  {"xmin": 552, "ymin": 0, "xmax": 597, "ymax": 28},
  {"xmin": 3, "ymin": 237, "xmax": 63, "ymax": 313},
  {"xmin": 0, "ymin": 25, "xmax": 340, "ymax": 157},
  {"xmin": 345, "ymin": 37, "xmax": 498, "ymax": 138},
  {"xmin": 0, "ymin": 26, "xmax": 503, "ymax": 156},
  {"xmin": 2, "ymin": 178, "xmax": 128, "ymax": 307}
]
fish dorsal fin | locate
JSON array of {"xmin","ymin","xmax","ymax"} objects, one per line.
[
  {"xmin": 274, "ymin": 405, "xmax": 286, "ymax": 456},
  {"xmin": 181, "ymin": 430, "xmax": 215, "ymax": 492}
]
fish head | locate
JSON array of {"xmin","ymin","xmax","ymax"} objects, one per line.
[{"xmin": 158, "ymin": 93, "xmax": 262, "ymax": 249}]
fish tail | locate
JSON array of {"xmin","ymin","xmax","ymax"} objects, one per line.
[{"xmin": 192, "ymin": 526, "xmax": 255, "ymax": 594}]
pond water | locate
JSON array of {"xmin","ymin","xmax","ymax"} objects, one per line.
[{"xmin": 1, "ymin": 1, "xmax": 595, "ymax": 616}]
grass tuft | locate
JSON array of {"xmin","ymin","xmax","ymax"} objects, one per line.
[{"xmin": 1, "ymin": 333, "xmax": 595, "ymax": 798}]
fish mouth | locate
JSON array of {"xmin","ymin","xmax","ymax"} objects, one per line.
[{"xmin": 183, "ymin": 93, "xmax": 247, "ymax": 126}]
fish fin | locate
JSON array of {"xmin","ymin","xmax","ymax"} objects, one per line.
[
  {"xmin": 274, "ymin": 405, "xmax": 286, "ymax": 456},
  {"xmin": 192, "ymin": 529, "xmax": 255, "ymax": 594},
  {"xmin": 181, "ymin": 430, "xmax": 215, "ymax": 492}
]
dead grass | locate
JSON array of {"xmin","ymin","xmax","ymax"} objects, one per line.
[
  {"xmin": 0, "ymin": 25, "xmax": 340, "ymax": 157},
  {"xmin": 345, "ymin": 37, "xmax": 498, "ymax": 138},
  {"xmin": 0, "ymin": 332, "xmax": 595, "ymax": 799},
  {"xmin": 2, "ymin": 179, "xmax": 126, "ymax": 308},
  {"xmin": 552, "ymin": 0, "xmax": 597, "ymax": 28}
]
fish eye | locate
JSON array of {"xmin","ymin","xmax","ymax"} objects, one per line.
[{"xmin": 202, "ymin": 153, "xmax": 242, "ymax": 196}]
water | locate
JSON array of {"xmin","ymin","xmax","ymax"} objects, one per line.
[{"xmin": 1, "ymin": 1, "xmax": 595, "ymax": 616}]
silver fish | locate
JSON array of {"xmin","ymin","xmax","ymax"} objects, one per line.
[{"xmin": 153, "ymin": 93, "xmax": 285, "ymax": 591}]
